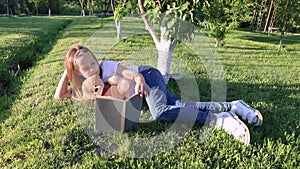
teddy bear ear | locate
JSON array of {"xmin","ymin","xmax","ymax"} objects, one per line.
[
  {"xmin": 117, "ymin": 78, "xmax": 130, "ymax": 95},
  {"xmin": 107, "ymin": 76, "xmax": 120, "ymax": 85},
  {"xmin": 94, "ymin": 76, "xmax": 105, "ymax": 88},
  {"xmin": 82, "ymin": 77, "xmax": 97, "ymax": 100}
]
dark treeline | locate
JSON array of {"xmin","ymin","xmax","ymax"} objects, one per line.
[{"xmin": 0, "ymin": 0, "xmax": 111, "ymax": 16}]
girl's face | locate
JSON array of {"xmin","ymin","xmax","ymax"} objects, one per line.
[{"xmin": 75, "ymin": 52, "xmax": 99, "ymax": 78}]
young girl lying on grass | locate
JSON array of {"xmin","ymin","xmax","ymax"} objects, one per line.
[{"xmin": 55, "ymin": 45, "xmax": 263, "ymax": 146}]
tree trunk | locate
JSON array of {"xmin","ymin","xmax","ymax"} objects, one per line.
[
  {"xmin": 89, "ymin": 10, "xmax": 93, "ymax": 17},
  {"xmin": 81, "ymin": 8, "xmax": 85, "ymax": 16},
  {"xmin": 278, "ymin": 30, "xmax": 284, "ymax": 48},
  {"xmin": 137, "ymin": 0, "xmax": 178, "ymax": 84},
  {"xmin": 48, "ymin": 0, "xmax": 51, "ymax": 16},
  {"xmin": 115, "ymin": 19, "xmax": 122, "ymax": 40},
  {"xmin": 215, "ymin": 38, "xmax": 221, "ymax": 47},
  {"xmin": 157, "ymin": 41, "xmax": 171, "ymax": 75},
  {"xmin": 156, "ymin": 41, "xmax": 174, "ymax": 84},
  {"xmin": 156, "ymin": 26, "xmax": 177, "ymax": 84},
  {"xmin": 6, "ymin": 0, "xmax": 9, "ymax": 15},
  {"xmin": 250, "ymin": 0, "xmax": 258, "ymax": 31},
  {"xmin": 264, "ymin": 0, "xmax": 274, "ymax": 32}
]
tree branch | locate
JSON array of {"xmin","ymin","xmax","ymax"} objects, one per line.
[
  {"xmin": 156, "ymin": 0, "xmax": 162, "ymax": 11},
  {"xmin": 110, "ymin": 0, "xmax": 115, "ymax": 13},
  {"xmin": 138, "ymin": 0, "xmax": 160, "ymax": 45},
  {"xmin": 138, "ymin": 0, "xmax": 145, "ymax": 13}
]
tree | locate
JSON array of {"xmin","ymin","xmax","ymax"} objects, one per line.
[
  {"xmin": 275, "ymin": 0, "xmax": 299, "ymax": 47},
  {"xmin": 87, "ymin": 0, "xmax": 99, "ymax": 16},
  {"xmin": 6, "ymin": 0, "xmax": 9, "ymax": 15},
  {"xmin": 29, "ymin": 0, "xmax": 45, "ymax": 15},
  {"xmin": 79, "ymin": 0, "xmax": 85, "ymax": 16},
  {"xmin": 203, "ymin": 0, "xmax": 250, "ymax": 47},
  {"xmin": 48, "ymin": 0, "xmax": 51, "ymax": 16},
  {"xmin": 111, "ymin": 0, "xmax": 137, "ymax": 40},
  {"xmin": 137, "ymin": 0, "xmax": 203, "ymax": 84},
  {"xmin": 111, "ymin": 0, "xmax": 123, "ymax": 40},
  {"xmin": 100, "ymin": 0, "xmax": 111, "ymax": 13}
]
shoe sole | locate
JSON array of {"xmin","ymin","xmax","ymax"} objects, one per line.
[
  {"xmin": 254, "ymin": 110, "xmax": 263, "ymax": 126},
  {"xmin": 205, "ymin": 112, "xmax": 250, "ymax": 146},
  {"xmin": 238, "ymin": 100, "xmax": 263, "ymax": 126},
  {"xmin": 227, "ymin": 111, "xmax": 251, "ymax": 146}
]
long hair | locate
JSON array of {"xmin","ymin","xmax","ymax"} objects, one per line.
[{"xmin": 64, "ymin": 45, "xmax": 99, "ymax": 101}]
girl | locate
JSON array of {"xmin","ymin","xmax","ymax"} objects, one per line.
[{"xmin": 55, "ymin": 45, "xmax": 263, "ymax": 146}]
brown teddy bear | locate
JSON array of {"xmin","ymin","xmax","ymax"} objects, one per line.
[{"xmin": 82, "ymin": 75, "xmax": 131, "ymax": 100}]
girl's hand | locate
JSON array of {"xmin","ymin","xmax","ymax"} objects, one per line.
[
  {"xmin": 115, "ymin": 63, "xmax": 150, "ymax": 97},
  {"xmin": 135, "ymin": 82, "xmax": 150, "ymax": 97},
  {"xmin": 54, "ymin": 70, "xmax": 72, "ymax": 100}
]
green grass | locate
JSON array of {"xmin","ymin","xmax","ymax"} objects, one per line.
[
  {"xmin": 0, "ymin": 16, "xmax": 72, "ymax": 96},
  {"xmin": 0, "ymin": 16, "xmax": 299, "ymax": 168}
]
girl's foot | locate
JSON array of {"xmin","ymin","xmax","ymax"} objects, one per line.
[
  {"xmin": 206, "ymin": 111, "xmax": 250, "ymax": 146},
  {"xmin": 231, "ymin": 100, "xmax": 263, "ymax": 126}
]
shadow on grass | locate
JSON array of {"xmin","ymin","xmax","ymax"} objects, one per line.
[
  {"xmin": 0, "ymin": 49, "xmax": 60, "ymax": 129},
  {"xmin": 69, "ymin": 28, "xmax": 299, "ymax": 150},
  {"xmin": 241, "ymin": 33, "xmax": 300, "ymax": 45},
  {"xmin": 0, "ymin": 19, "xmax": 73, "ymax": 130},
  {"xmin": 85, "ymin": 77, "xmax": 299, "ymax": 149},
  {"xmin": 227, "ymin": 81, "xmax": 299, "ymax": 145},
  {"xmin": 142, "ymin": 78, "xmax": 300, "ymax": 146},
  {"xmin": 223, "ymin": 45, "xmax": 266, "ymax": 51}
]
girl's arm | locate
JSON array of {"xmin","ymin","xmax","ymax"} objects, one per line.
[
  {"xmin": 54, "ymin": 69, "xmax": 72, "ymax": 99},
  {"xmin": 115, "ymin": 64, "xmax": 150, "ymax": 96}
]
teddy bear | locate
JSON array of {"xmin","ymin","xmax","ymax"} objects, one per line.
[{"xmin": 82, "ymin": 75, "xmax": 131, "ymax": 100}]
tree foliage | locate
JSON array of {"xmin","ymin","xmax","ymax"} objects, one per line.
[
  {"xmin": 203, "ymin": 0, "xmax": 253, "ymax": 46},
  {"xmin": 139, "ymin": 0, "xmax": 203, "ymax": 42},
  {"xmin": 135, "ymin": 0, "xmax": 206, "ymax": 83},
  {"xmin": 275, "ymin": 0, "xmax": 300, "ymax": 31}
]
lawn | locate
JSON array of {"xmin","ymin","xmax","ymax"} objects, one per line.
[{"xmin": 0, "ymin": 16, "xmax": 299, "ymax": 168}]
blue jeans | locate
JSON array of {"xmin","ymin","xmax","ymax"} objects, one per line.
[{"xmin": 139, "ymin": 66, "xmax": 209, "ymax": 124}]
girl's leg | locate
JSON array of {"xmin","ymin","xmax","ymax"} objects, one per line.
[
  {"xmin": 139, "ymin": 66, "xmax": 262, "ymax": 126},
  {"xmin": 139, "ymin": 66, "xmax": 208, "ymax": 123},
  {"xmin": 175, "ymin": 100, "xmax": 232, "ymax": 113},
  {"xmin": 145, "ymin": 87, "xmax": 208, "ymax": 124},
  {"xmin": 139, "ymin": 66, "xmax": 232, "ymax": 113},
  {"xmin": 176, "ymin": 100, "xmax": 262, "ymax": 126},
  {"xmin": 139, "ymin": 66, "xmax": 178, "ymax": 105}
]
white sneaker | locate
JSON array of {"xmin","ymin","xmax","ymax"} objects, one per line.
[
  {"xmin": 206, "ymin": 111, "xmax": 250, "ymax": 146},
  {"xmin": 231, "ymin": 100, "xmax": 263, "ymax": 126}
]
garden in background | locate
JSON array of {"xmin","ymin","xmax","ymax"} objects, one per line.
[{"xmin": 0, "ymin": 15, "xmax": 299, "ymax": 168}]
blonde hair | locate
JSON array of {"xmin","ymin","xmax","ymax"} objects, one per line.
[{"xmin": 64, "ymin": 45, "xmax": 99, "ymax": 101}]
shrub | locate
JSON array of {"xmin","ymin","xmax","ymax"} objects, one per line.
[{"xmin": 61, "ymin": 3, "xmax": 85, "ymax": 15}]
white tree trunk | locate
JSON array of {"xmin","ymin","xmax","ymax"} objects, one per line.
[
  {"xmin": 278, "ymin": 31, "xmax": 284, "ymax": 48},
  {"xmin": 81, "ymin": 9, "xmax": 85, "ymax": 16},
  {"xmin": 89, "ymin": 10, "xmax": 93, "ymax": 17},
  {"xmin": 215, "ymin": 38, "xmax": 221, "ymax": 47},
  {"xmin": 48, "ymin": 9, "xmax": 51, "ymax": 16},
  {"xmin": 157, "ymin": 40, "xmax": 171, "ymax": 76},
  {"xmin": 6, "ymin": 0, "xmax": 9, "ymax": 15},
  {"xmin": 115, "ymin": 19, "xmax": 122, "ymax": 40},
  {"xmin": 156, "ymin": 26, "xmax": 177, "ymax": 84},
  {"xmin": 156, "ymin": 42, "xmax": 177, "ymax": 84},
  {"xmin": 138, "ymin": 6, "xmax": 178, "ymax": 84}
]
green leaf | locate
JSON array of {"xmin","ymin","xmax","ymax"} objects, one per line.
[{"xmin": 180, "ymin": 2, "xmax": 190, "ymax": 11}]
